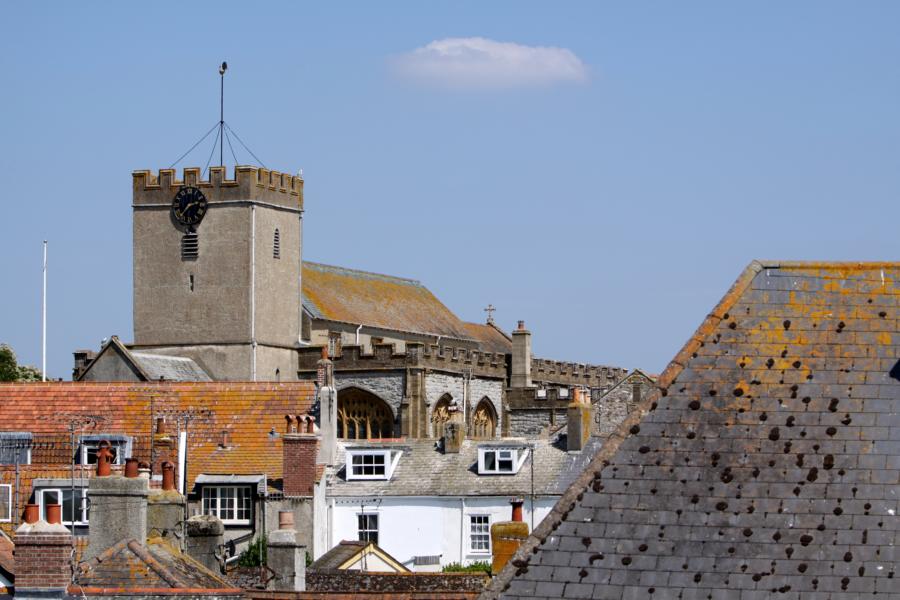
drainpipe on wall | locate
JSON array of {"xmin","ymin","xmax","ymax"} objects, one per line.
[
  {"xmin": 459, "ymin": 497, "xmax": 465, "ymax": 564},
  {"xmin": 251, "ymin": 204, "xmax": 257, "ymax": 381},
  {"xmin": 355, "ymin": 324, "xmax": 362, "ymax": 346}
]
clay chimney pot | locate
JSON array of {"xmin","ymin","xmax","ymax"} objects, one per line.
[
  {"xmin": 286, "ymin": 414, "xmax": 296, "ymax": 433},
  {"xmin": 46, "ymin": 503, "xmax": 62, "ymax": 525},
  {"xmin": 125, "ymin": 457, "xmax": 139, "ymax": 478},
  {"xmin": 321, "ymin": 346, "xmax": 328, "ymax": 360},
  {"xmin": 278, "ymin": 510, "xmax": 295, "ymax": 530},
  {"xmin": 517, "ymin": 320, "xmax": 525, "ymax": 331},
  {"xmin": 305, "ymin": 415, "xmax": 315, "ymax": 434},
  {"xmin": 24, "ymin": 503, "xmax": 39, "ymax": 524},
  {"xmin": 96, "ymin": 440, "xmax": 113, "ymax": 476},
  {"xmin": 161, "ymin": 461, "xmax": 176, "ymax": 491},
  {"xmin": 155, "ymin": 417, "xmax": 166, "ymax": 435},
  {"xmin": 511, "ymin": 498, "xmax": 524, "ymax": 522}
]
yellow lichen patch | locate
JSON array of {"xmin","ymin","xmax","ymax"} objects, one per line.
[{"xmin": 877, "ymin": 332, "xmax": 892, "ymax": 345}]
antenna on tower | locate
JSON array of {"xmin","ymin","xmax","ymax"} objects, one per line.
[{"xmin": 219, "ymin": 61, "xmax": 227, "ymax": 167}]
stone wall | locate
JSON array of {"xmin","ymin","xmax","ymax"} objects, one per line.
[
  {"xmin": 335, "ymin": 371, "xmax": 406, "ymax": 417},
  {"xmin": 593, "ymin": 371, "xmax": 656, "ymax": 436}
]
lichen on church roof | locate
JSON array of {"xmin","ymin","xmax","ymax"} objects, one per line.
[
  {"xmin": 303, "ymin": 262, "xmax": 474, "ymax": 340},
  {"xmin": 483, "ymin": 261, "xmax": 900, "ymax": 600}
]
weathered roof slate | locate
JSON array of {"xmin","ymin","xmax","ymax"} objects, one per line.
[
  {"xmin": 303, "ymin": 262, "xmax": 474, "ymax": 340},
  {"xmin": 483, "ymin": 261, "xmax": 900, "ymax": 600},
  {"xmin": 130, "ymin": 352, "xmax": 212, "ymax": 382},
  {"xmin": 462, "ymin": 322, "xmax": 513, "ymax": 354},
  {"xmin": 331, "ymin": 437, "xmax": 587, "ymax": 498}
]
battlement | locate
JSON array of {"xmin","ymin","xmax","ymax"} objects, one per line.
[
  {"xmin": 530, "ymin": 357, "xmax": 627, "ymax": 387},
  {"xmin": 133, "ymin": 165, "xmax": 303, "ymax": 210},
  {"xmin": 297, "ymin": 342, "xmax": 508, "ymax": 379}
]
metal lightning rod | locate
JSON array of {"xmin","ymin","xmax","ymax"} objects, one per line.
[
  {"xmin": 219, "ymin": 62, "xmax": 228, "ymax": 167},
  {"xmin": 42, "ymin": 240, "xmax": 47, "ymax": 381}
]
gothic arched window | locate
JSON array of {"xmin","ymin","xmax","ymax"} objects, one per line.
[
  {"xmin": 431, "ymin": 394, "xmax": 455, "ymax": 436},
  {"xmin": 337, "ymin": 388, "xmax": 394, "ymax": 440},
  {"xmin": 471, "ymin": 398, "xmax": 497, "ymax": 440}
]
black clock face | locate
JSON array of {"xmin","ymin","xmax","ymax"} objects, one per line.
[{"xmin": 171, "ymin": 186, "xmax": 208, "ymax": 227}]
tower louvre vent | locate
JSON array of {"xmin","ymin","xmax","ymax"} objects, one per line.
[
  {"xmin": 181, "ymin": 233, "xmax": 199, "ymax": 260},
  {"xmin": 273, "ymin": 228, "xmax": 281, "ymax": 259}
]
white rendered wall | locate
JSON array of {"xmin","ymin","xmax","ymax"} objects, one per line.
[{"xmin": 328, "ymin": 495, "xmax": 556, "ymax": 568}]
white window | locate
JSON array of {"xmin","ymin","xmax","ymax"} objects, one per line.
[
  {"xmin": 202, "ymin": 486, "xmax": 252, "ymax": 525},
  {"xmin": 0, "ymin": 484, "xmax": 11, "ymax": 522},
  {"xmin": 558, "ymin": 387, "xmax": 570, "ymax": 399},
  {"xmin": 79, "ymin": 436, "xmax": 130, "ymax": 466},
  {"xmin": 535, "ymin": 389, "xmax": 547, "ymax": 400},
  {"xmin": 477, "ymin": 447, "xmax": 527, "ymax": 475},
  {"xmin": 469, "ymin": 514, "xmax": 490, "ymax": 553},
  {"xmin": 358, "ymin": 513, "xmax": 379, "ymax": 545},
  {"xmin": 38, "ymin": 488, "xmax": 88, "ymax": 525},
  {"xmin": 346, "ymin": 449, "xmax": 399, "ymax": 480}
]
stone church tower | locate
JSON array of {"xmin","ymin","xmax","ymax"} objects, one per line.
[{"xmin": 131, "ymin": 166, "xmax": 304, "ymax": 381}]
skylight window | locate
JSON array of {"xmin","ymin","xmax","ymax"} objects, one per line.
[{"xmin": 478, "ymin": 446, "xmax": 528, "ymax": 475}]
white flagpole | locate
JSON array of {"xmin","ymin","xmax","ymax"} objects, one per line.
[{"xmin": 42, "ymin": 240, "xmax": 47, "ymax": 381}]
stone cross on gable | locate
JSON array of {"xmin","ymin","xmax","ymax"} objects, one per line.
[{"xmin": 484, "ymin": 304, "xmax": 496, "ymax": 324}]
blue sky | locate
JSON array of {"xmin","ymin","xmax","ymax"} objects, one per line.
[{"xmin": 1, "ymin": 1, "xmax": 898, "ymax": 379}]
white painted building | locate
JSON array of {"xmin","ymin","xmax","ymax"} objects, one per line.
[{"xmin": 323, "ymin": 437, "xmax": 588, "ymax": 570}]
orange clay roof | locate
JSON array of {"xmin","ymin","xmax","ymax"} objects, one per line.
[
  {"xmin": 0, "ymin": 381, "xmax": 314, "ymax": 496},
  {"xmin": 461, "ymin": 322, "xmax": 512, "ymax": 354},
  {"xmin": 302, "ymin": 262, "xmax": 474, "ymax": 340}
]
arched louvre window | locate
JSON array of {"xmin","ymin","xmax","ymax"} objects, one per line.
[
  {"xmin": 471, "ymin": 398, "xmax": 497, "ymax": 440},
  {"xmin": 337, "ymin": 388, "xmax": 394, "ymax": 440},
  {"xmin": 431, "ymin": 394, "xmax": 455, "ymax": 437},
  {"xmin": 273, "ymin": 229, "xmax": 281, "ymax": 259}
]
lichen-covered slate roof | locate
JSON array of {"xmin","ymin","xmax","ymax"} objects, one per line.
[
  {"xmin": 303, "ymin": 262, "xmax": 474, "ymax": 340},
  {"xmin": 0, "ymin": 382, "xmax": 314, "ymax": 494},
  {"xmin": 76, "ymin": 537, "xmax": 241, "ymax": 592},
  {"xmin": 462, "ymin": 322, "xmax": 513, "ymax": 354},
  {"xmin": 310, "ymin": 540, "xmax": 370, "ymax": 571},
  {"xmin": 330, "ymin": 437, "xmax": 587, "ymax": 497},
  {"xmin": 483, "ymin": 261, "xmax": 900, "ymax": 600}
]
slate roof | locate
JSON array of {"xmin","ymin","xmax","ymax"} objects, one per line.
[
  {"xmin": 330, "ymin": 437, "xmax": 588, "ymax": 498},
  {"xmin": 302, "ymin": 262, "xmax": 474, "ymax": 340},
  {"xmin": 76, "ymin": 537, "xmax": 241, "ymax": 592},
  {"xmin": 311, "ymin": 540, "xmax": 370, "ymax": 571},
  {"xmin": 462, "ymin": 322, "xmax": 513, "ymax": 354},
  {"xmin": 483, "ymin": 261, "xmax": 900, "ymax": 600},
  {"xmin": 130, "ymin": 352, "xmax": 212, "ymax": 381}
]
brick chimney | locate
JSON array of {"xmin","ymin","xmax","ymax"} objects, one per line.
[
  {"xmin": 283, "ymin": 415, "xmax": 319, "ymax": 496},
  {"xmin": 317, "ymin": 348, "xmax": 338, "ymax": 466},
  {"xmin": 13, "ymin": 502, "xmax": 72, "ymax": 599},
  {"xmin": 566, "ymin": 387, "xmax": 592, "ymax": 452},
  {"xmin": 490, "ymin": 499, "xmax": 529, "ymax": 575},
  {"xmin": 510, "ymin": 320, "xmax": 532, "ymax": 389},
  {"xmin": 83, "ymin": 451, "xmax": 149, "ymax": 562},
  {"xmin": 267, "ymin": 511, "xmax": 307, "ymax": 591}
]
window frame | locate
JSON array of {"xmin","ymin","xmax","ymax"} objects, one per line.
[
  {"xmin": 79, "ymin": 438, "xmax": 130, "ymax": 466},
  {"xmin": 201, "ymin": 485, "xmax": 253, "ymax": 526},
  {"xmin": 477, "ymin": 447, "xmax": 526, "ymax": 475},
  {"xmin": 346, "ymin": 449, "xmax": 394, "ymax": 480},
  {"xmin": 0, "ymin": 484, "xmax": 11, "ymax": 522},
  {"xmin": 468, "ymin": 514, "xmax": 491, "ymax": 554},
  {"xmin": 357, "ymin": 512, "xmax": 379, "ymax": 545},
  {"xmin": 37, "ymin": 487, "xmax": 88, "ymax": 526}
]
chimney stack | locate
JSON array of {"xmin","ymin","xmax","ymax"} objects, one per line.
[
  {"xmin": 83, "ymin": 455, "xmax": 149, "ymax": 561},
  {"xmin": 442, "ymin": 412, "xmax": 465, "ymax": 453},
  {"xmin": 510, "ymin": 320, "xmax": 532, "ymax": 389},
  {"xmin": 185, "ymin": 515, "xmax": 225, "ymax": 574},
  {"xmin": 316, "ymin": 350, "xmax": 338, "ymax": 466},
  {"xmin": 267, "ymin": 511, "xmax": 307, "ymax": 591},
  {"xmin": 490, "ymin": 498, "xmax": 529, "ymax": 575},
  {"xmin": 13, "ymin": 502, "xmax": 73, "ymax": 599},
  {"xmin": 566, "ymin": 388, "xmax": 592, "ymax": 452},
  {"xmin": 283, "ymin": 414, "xmax": 319, "ymax": 496},
  {"xmin": 147, "ymin": 461, "xmax": 186, "ymax": 548}
]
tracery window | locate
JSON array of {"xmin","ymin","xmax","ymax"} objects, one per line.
[
  {"xmin": 471, "ymin": 398, "xmax": 497, "ymax": 440},
  {"xmin": 430, "ymin": 394, "xmax": 454, "ymax": 436},
  {"xmin": 337, "ymin": 388, "xmax": 394, "ymax": 440}
]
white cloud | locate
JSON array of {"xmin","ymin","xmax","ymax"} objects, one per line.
[{"xmin": 390, "ymin": 37, "xmax": 588, "ymax": 90}]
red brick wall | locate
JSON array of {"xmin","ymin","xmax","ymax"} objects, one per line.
[
  {"xmin": 283, "ymin": 434, "xmax": 318, "ymax": 496},
  {"xmin": 13, "ymin": 532, "xmax": 72, "ymax": 589}
]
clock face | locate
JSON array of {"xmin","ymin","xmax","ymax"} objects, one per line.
[{"xmin": 171, "ymin": 186, "xmax": 208, "ymax": 227}]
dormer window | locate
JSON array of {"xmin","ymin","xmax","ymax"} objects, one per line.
[
  {"xmin": 478, "ymin": 446, "xmax": 528, "ymax": 475},
  {"xmin": 346, "ymin": 449, "xmax": 401, "ymax": 480},
  {"xmin": 78, "ymin": 435, "xmax": 131, "ymax": 466}
]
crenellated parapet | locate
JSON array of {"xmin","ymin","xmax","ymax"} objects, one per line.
[
  {"xmin": 297, "ymin": 342, "xmax": 508, "ymax": 379},
  {"xmin": 531, "ymin": 358, "xmax": 627, "ymax": 387},
  {"xmin": 133, "ymin": 165, "xmax": 303, "ymax": 210}
]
